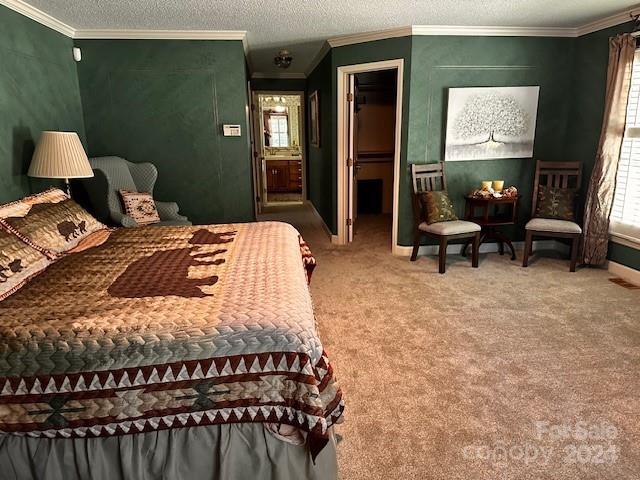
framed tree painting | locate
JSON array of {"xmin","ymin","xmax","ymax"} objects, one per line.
[
  {"xmin": 309, "ymin": 90, "xmax": 320, "ymax": 147},
  {"xmin": 444, "ymin": 86, "xmax": 540, "ymax": 161}
]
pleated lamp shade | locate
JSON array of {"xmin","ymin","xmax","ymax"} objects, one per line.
[{"xmin": 28, "ymin": 131, "xmax": 93, "ymax": 180}]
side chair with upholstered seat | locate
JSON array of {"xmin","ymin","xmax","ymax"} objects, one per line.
[
  {"xmin": 410, "ymin": 162, "xmax": 481, "ymax": 274},
  {"xmin": 522, "ymin": 160, "xmax": 583, "ymax": 272}
]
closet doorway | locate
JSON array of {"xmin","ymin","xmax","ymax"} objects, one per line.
[
  {"xmin": 337, "ymin": 59, "xmax": 404, "ymax": 253},
  {"xmin": 251, "ymin": 92, "xmax": 306, "ymax": 212}
]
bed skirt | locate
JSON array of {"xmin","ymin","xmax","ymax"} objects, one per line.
[{"xmin": 0, "ymin": 424, "xmax": 338, "ymax": 480}]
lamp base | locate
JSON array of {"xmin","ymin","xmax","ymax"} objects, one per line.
[{"xmin": 64, "ymin": 178, "xmax": 71, "ymax": 197}]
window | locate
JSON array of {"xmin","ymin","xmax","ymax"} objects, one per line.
[
  {"xmin": 611, "ymin": 50, "xmax": 640, "ymax": 245},
  {"xmin": 268, "ymin": 115, "xmax": 289, "ymax": 147}
]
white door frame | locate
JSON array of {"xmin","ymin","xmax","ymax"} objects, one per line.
[
  {"xmin": 336, "ymin": 59, "xmax": 404, "ymax": 254},
  {"xmin": 250, "ymin": 90, "xmax": 307, "ymax": 208}
]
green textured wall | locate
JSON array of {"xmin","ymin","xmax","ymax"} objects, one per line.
[
  {"xmin": 608, "ymin": 243, "xmax": 640, "ymax": 270},
  {"xmin": 405, "ymin": 36, "xmax": 576, "ymax": 246},
  {"xmin": 565, "ymin": 22, "xmax": 639, "ymax": 271},
  {"xmin": 306, "ymin": 50, "xmax": 334, "ymax": 231},
  {"xmin": 323, "ymin": 36, "xmax": 575, "ymax": 244},
  {"xmin": 75, "ymin": 39, "xmax": 253, "ymax": 225},
  {"xmin": 0, "ymin": 4, "xmax": 85, "ymax": 203}
]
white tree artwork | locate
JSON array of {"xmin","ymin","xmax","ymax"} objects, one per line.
[{"xmin": 444, "ymin": 86, "xmax": 540, "ymax": 161}]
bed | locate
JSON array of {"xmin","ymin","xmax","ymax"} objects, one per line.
[{"xmin": 0, "ymin": 189, "xmax": 343, "ymax": 480}]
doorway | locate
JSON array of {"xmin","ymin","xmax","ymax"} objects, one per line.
[
  {"xmin": 251, "ymin": 92, "xmax": 306, "ymax": 212},
  {"xmin": 337, "ymin": 59, "xmax": 404, "ymax": 253}
]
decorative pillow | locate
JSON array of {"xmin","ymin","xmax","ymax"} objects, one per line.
[
  {"xmin": 1, "ymin": 198, "xmax": 107, "ymax": 256},
  {"xmin": 535, "ymin": 186, "xmax": 576, "ymax": 221},
  {"xmin": 0, "ymin": 228, "xmax": 51, "ymax": 301},
  {"xmin": 418, "ymin": 191, "xmax": 459, "ymax": 224},
  {"xmin": 119, "ymin": 190, "xmax": 160, "ymax": 225},
  {"xmin": 0, "ymin": 187, "xmax": 68, "ymax": 220}
]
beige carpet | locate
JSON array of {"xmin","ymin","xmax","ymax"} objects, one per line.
[{"xmin": 259, "ymin": 204, "xmax": 640, "ymax": 480}]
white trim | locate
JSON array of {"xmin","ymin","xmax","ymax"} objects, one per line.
[
  {"xmin": 305, "ymin": 41, "xmax": 331, "ymax": 77},
  {"xmin": 576, "ymin": 7, "xmax": 638, "ymax": 36},
  {"xmin": 328, "ymin": 27, "xmax": 413, "ymax": 47},
  {"xmin": 607, "ymin": 260, "xmax": 640, "ymax": 286},
  {"xmin": 251, "ymin": 72, "xmax": 307, "ymax": 79},
  {"xmin": 336, "ymin": 59, "xmax": 404, "ymax": 254},
  {"xmin": 0, "ymin": 0, "xmax": 75, "ymax": 37},
  {"xmin": 73, "ymin": 29, "xmax": 247, "ymax": 41},
  {"xmin": 395, "ymin": 239, "xmax": 564, "ymax": 257},
  {"xmin": 327, "ymin": 25, "xmax": 577, "ymax": 49},
  {"xmin": 327, "ymin": 14, "xmax": 638, "ymax": 49},
  {"xmin": 411, "ymin": 24, "xmax": 575, "ymax": 37},
  {"xmin": 610, "ymin": 232, "xmax": 640, "ymax": 250}
]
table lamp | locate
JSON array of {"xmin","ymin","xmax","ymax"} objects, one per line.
[{"xmin": 28, "ymin": 131, "xmax": 93, "ymax": 196}]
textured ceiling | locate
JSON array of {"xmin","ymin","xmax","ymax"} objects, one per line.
[{"xmin": 25, "ymin": 0, "xmax": 640, "ymax": 75}]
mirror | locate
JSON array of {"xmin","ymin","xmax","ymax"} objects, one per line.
[{"xmin": 259, "ymin": 95, "xmax": 302, "ymax": 159}]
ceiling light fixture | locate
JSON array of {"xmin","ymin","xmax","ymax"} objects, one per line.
[{"xmin": 274, "ymin": 50, "xmax": 293, "ymax": 69}]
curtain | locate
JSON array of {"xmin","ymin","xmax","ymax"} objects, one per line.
[{"xmin": 581, "ymin": 34, "xmax": 636, "ymax": 265}]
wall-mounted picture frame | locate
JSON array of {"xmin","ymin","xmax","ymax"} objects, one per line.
[
  {"xmin": 309, "ymin": 90, "xmax": 320, "ymax": 147},
  {"xmin": 444, "ymin": 86, "xmax": 540, "ymax": 161}
]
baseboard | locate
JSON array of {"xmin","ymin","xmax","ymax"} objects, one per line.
[
  {"xmin": 305, "ymin": 201, "xmax": 336, "ymax": 243},
  {"xmin": 394, "ymin": 239, "xmax": 563, "ymax": 257},
  {"xmin": 607, "ymin": 260, "xmax": 640, "ymax": 286}
]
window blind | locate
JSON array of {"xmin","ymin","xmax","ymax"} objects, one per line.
[{"xmin": 611, "ymin": 49, "xmax": 640, "ymax": 243}]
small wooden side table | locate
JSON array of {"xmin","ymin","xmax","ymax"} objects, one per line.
[{"xmin": 461, "ymin": 195, "xmax": 520, "ymax": 260}]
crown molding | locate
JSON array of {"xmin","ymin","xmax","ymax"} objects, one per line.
[
  {"xmin": 327, "ymin": 24, "xmax": 580, "ymax": 48},
  {"xmin": 2, "ymin": 0, "xmax": 640, "ymax": 77},
  {"xmin": 411, "ymin": 24, "xmax": 576, "ymax": 37},
  {"xmin": 305, "ymin": 41, "xmax": 331, "ymax": 77},
  {"xmin": 74, "ymin": 29, "xmax": 249, "ymax": 57},
  {"xmin": 576, "ymin": 7, "xmax": 638, "ymax": 36},
  {"xmin": 251, "ymin": 72, "xmax": 307, "ymax": 80},
  {"xmin": 0, "ymin": 0, "xmax": 75, "ymax": 37},
  {"xmin": 73, "ymin": 29, "xmax": 247, "ymax": 42},
  {"xmin": 328, "ymin": 26, "xmax": 413, "ymax": 47}
]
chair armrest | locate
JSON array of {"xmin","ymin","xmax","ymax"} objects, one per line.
[
  {"xmin": 155, "ymin": 201, "xmax": 189, "ymax": 222},
  {"xmin": 111, "ymin": 211, "xmax": 138, "ymax": 228}
]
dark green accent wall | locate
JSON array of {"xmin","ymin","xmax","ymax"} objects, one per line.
[
  {"xmin": 405, "ymin": 36, "xmax": 576, "ymax": 246},
  {"xmin": 75, "ymin": 39, "xmax": 253, "ymax": 225},
  {"xmin": 321, "ymin": 36, "xmax": 576, "ymax": 244},
  {"xmin": 0, "ymin": 4, "xmax": 85, "ymax": 203},
  {"xmin": 307, "ymin": 51, "xmax": 334, "ymax": 231},
  {"xmin": 565, "ymin": 21, "xmax": 639, "ymax": 271},
  {"xmin": 608, "ymin": 242, "xmax": 640, "ymax": 270}
]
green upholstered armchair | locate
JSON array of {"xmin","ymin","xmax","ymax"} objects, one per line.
[{"xmin": 82, "ymin": 156, "xmax": 191, "ymax": 227}]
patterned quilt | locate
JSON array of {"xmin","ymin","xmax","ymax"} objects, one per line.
[{"xmin": 0, "ymin": 222, "xmax": 343, "ymax": 457}]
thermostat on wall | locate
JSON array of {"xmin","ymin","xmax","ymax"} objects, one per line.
[{"xmin": 223, "ymin": 124, "xmax": 242, "ymax": 136}]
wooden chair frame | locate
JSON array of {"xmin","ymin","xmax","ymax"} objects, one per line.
[
  {"xmin": 410, "ymin": 162, "xmax": 480, "ymax": 274},
  {"xmin": 522, "ymin": 161, "xmax": 583, "ymax": 272}
]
